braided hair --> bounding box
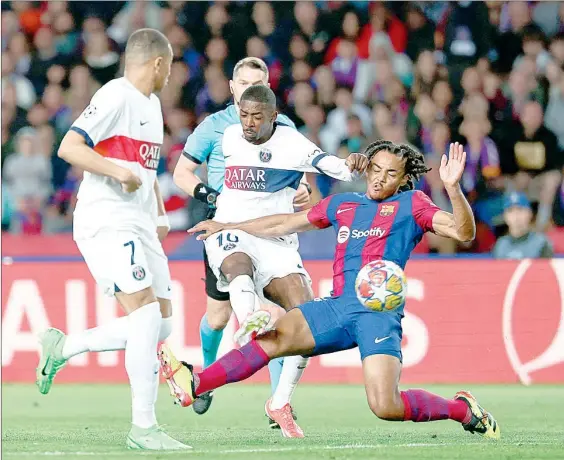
[363,140,431,192]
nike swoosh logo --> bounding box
[140,121,149,126]
[297,366,306,369]
[337,207,354,214]
[374,336,390,344]
[297,264,303,269]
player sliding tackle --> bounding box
[174,83,366,437]
[159,141,500,440]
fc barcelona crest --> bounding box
[380,204,395,217]
[259,148,272,163]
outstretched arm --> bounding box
[432,143,476,242]
[188,210,318,240]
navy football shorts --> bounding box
[298,296,403,361]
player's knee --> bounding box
[256,329,287,358]
[221,254,253,281]
[367,395,401,421]
[206,300,231,330]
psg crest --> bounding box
[259,148,272,163]
[380,204,395,217]
[132,265,146,281]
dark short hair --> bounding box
[240,85,277,108]
[125,28,171,63]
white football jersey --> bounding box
[214,123,355,247]
[70,77,163,240]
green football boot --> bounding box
[35,328,68,395]
[126,425,192,450]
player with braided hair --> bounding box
[159,141,500,439]
[364,140,431,191]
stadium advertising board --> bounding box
[2,259,563,384]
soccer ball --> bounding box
[354,260,407,312]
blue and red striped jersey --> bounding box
[307,190,440,298]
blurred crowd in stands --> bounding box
[2,1,564,254]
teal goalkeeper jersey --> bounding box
[182,104,296,192]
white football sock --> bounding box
[270,355,308,410]
[125,301,161,429]
[61,315,173,359]
[159,316,173,342]
[62,316,129,358]
[228,275,258,323]
[150,316,173,408]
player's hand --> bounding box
[118,169,142,193]
[439,143,466,189]
[187,220,225,240]
[157,225,169,242]
[345,153,369,173]
[293,183,310,209]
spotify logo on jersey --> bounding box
[337,226,350,244]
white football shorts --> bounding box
[76,229,172,300]
[204,229,310,296]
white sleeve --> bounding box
[292,132,355,181]
[70,86,124,147]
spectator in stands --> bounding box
[286,82,315,128]
[2,50,36,110]
[7,32,32,75]
[246,36,283,92]
[493,192,553,258]
[443,1,491,101]
[206,37,235,78]
[330,38,359,89]
[312,65,337,112]
[43,165,81,233]
[432,79,454,123]
[28,27,66,95]
[4,127,52,199]
[321,86,371,154]
[293,1,330,68]
[513,28,551,75]
[405,2,435,62]
[83,30,120,85]
[324,10,362,65]
[545,64,564,152]
[549,33,564,67]
[357,3,407,58]
[411,50,441,100]
[107,1,163,46]
[507,101,562,230]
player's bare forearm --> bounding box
[58,130,127,181]
[173,155,203,197]
[153,180,166,216]
[189,210,317,240]
[434,185,476,242]
[231,211,316,237]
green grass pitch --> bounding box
[2,384,563,459]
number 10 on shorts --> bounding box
[217,232,238,251]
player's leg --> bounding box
[192,249,232,415]
[41,298,172,368]
[200,248,231,369]
[37,233,188,450]
[358,314,500,439]
[205,231,270,344]
[159,305,321,407]
[159,297,353,408]
[116,235,189,450]
[262,273,313,434]
[37,235,174,378]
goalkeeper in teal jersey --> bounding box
[174,57,311,427]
